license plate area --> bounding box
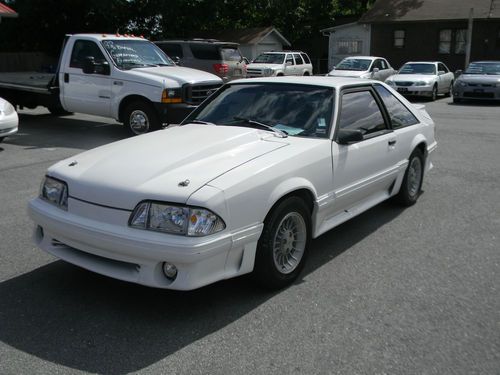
[397,88,408,93]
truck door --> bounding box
[60,39,112,117]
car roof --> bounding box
[403,61,440,64]
[470,60,500,64]
[231,76,375,89]
[72,33,146,41]
[342,56,382,61]
[259,51,306,54]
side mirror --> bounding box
[337,129,364,145]
[438,70,445,75]
[172,56,181,65]
[455,69,463,77]
[95,61,110,75]
[372,67,380,73]
[82,56,96,74]
[286,61,293,66]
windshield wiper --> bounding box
[233,116,287,138]
[190,119,216,126]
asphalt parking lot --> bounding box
[0,97,499,374]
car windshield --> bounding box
[253,53,285,64]
[335,59,372,71]
[399,63,436,75]
[221,47,242,62]
[185,83,335,138]
[464,62,500,75]
[102,39,174,69]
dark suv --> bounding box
[155,39,246,82]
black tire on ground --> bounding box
[123,100,160,135]
[0,137,4,143]
[453,97,462,104]
[303,71,310,76]
[253,196,311,290]
[430,85,438,101]
[445,81,453,97]
[277,73,284,76]
[47,106,73,116]
[395,148,425,206]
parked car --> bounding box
[452,61,500,103]
[154,39,246,82]
[385,61,454,101]
[29,76,436,291]
[246,51,313,77]
[0,34,222,135]
[0,97,18,143]
[327,56,396,81]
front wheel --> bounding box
[253,196,311,289]
[123,101,160,135]
[395,149,424,206]
[430,85,438,101]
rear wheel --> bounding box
[48,106,73,116]
[253,196,311,289]
[123,100,160,135]
[395,148,424,206]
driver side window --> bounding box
[338,90,387,137]
[70,40,106,69]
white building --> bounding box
[321,22,371,71]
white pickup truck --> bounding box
[0,34,223,134]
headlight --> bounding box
[161,88,183,104]
[40,176,68,210]
[386,80,395,86]
[458,81,467,87]
[129,201,226,237]
[414,81,428,86]
[0,101,15,116]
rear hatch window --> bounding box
[190,44,220,60]
[221,47,242,62]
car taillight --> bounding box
[213,63,229,74]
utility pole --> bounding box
[465,8,474,68]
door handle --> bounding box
[64,73,69,83]
[388,139,396,146]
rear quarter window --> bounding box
[190,44,221,60]
[300,53,311,64]
[374,84,419,129]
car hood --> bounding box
[48,124,288,210]
[125,66,222,86]
[247,63,282,69]
[390,74,436,82]
[327,70,367,78]
[457,74,500,84]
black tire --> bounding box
[303,71,310,76]
[453,97,462,104]
[395,148,424,206]
[0,137,4,143]
[48,106,73,116]
[123,100,160,135]
[253,196,311,290]
[277,73,284,77]
[430,85,438,101]
[445,81,453,97]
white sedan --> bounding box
[29,77,437,290]
[0,97,18,143]
[385,61,455,101]
[327,56,396,81]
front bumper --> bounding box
[28,197,263,290]
[394,85,434,96]
[453,85,500,101]
[153,102,198,125]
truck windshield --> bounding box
[102,39,174,69]
[253,53,285,64]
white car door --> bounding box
[60,39,112,117]
[437,62,453,93]
[329,87,401,216]
[284,54,295,76]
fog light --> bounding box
[162,262,178,280]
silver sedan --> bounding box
[385,62,455,101]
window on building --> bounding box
[439,29,452,54]
[455,29,467,54]
[394,30,405,48]
[336,40,362,54]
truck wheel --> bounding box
[123,101,160,135]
